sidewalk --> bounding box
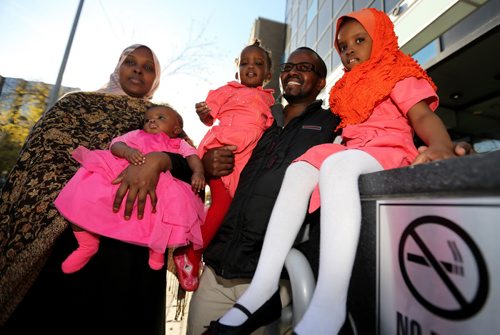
[165,269,192,335]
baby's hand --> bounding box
[412,145,456,165]
[191,172,206,193]
[124,148,146,165]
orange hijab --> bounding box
[329,8,436,130]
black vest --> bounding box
[204,100,339,279]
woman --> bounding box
[0,44,189,334]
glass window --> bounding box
[306,17,318,47]
[441,0,495,51]
[354,0,374,11]
[323,53,332,76]
[285,1,292,21]
[291,9,298,33]
[299,0,308,23]
[384,0,400,13]
[298,16,306,40]
[307,0,318,27]
[318,0,332,37]
[290,32,298,52]
[298,33,306,48]
[370,0,383,11]
[285,25,292,50]
[337,1,353,18]
[298,14,306,38]
[334,0,348,17]
[412,39,440,66]
[332,48,342,70]
[317,25,332,59]
[353,0,384,10]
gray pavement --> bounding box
[166,270,192,335]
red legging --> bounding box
[186,178,232,268]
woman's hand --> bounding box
[202,146,237,178]
[112,152,171,220]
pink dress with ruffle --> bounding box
[297,77,438,212]
[54,130,206,253]
[198,81,275,197]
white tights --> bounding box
[220,150,383,334]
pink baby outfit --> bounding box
[55,130,206,254]
[197,81,275,197]
[298,77,438,212]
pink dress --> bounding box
[198,81,275,197]
[54,130,206,253]
[298,77,438,212]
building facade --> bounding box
[250,17,287,101]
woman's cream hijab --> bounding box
[97,44,161,100]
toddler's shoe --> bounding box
[173,248,199,291]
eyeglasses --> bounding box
[280,62,319,74]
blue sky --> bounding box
[0,0,286,144]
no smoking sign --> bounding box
[398,215,488,320]
[378,199,500,335]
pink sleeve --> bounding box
[390,77,439,116]
[110,129,137,148]
[206,85,231,119]
[178,139,199,158]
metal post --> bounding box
[47,0,85,109]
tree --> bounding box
[0,79,50,174]
[161,19,220,83]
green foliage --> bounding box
[0,133,22,173]
[0,79,50,174]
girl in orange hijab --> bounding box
[203,8,456,335]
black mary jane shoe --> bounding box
[201,290,282,335]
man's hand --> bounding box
[450,141,475,156]
[202,146,237,178]
[112,152,170,220]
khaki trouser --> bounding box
[186,265,292,335]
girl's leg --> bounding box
[294,150,382,335]
[220,161,319,326]
[61,228,100,274]
[174,178,232,291]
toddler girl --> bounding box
[173,40,275,291]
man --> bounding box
[187,47,338,335]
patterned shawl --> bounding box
[329,8,437,130]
